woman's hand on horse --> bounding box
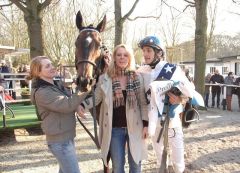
[76,105,86,119]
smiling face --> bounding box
[142,46,155,65]
[39,59,57,82]
[115,47,129,69]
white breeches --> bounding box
[152,126,185,173]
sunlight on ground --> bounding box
[205,115,222,119]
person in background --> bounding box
[204,73,212,107]
[210,69,224,108]
[233,76,240,111]
[26,56,90,173]
[78,44,148,173]
[224,72,234,111]
[0,59,11,89]
[137,36,190,173]
[19,64,30,88]
[185,68,193,83]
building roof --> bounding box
[0,45,15,56]
[0,45,29,56]
[180,55,240,64]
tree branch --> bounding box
[9,0,27,13]
[41,0,53,9]
[127,15,161,21]
[122,0,140,21]
[183,0,195,5]
[161,0,182,13]
[232,0,240,4]
[183,4,195,12]
[0,2,13,9]
[228,11,240,16]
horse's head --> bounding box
[75,11,106,92]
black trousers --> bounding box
[212,87,221,107]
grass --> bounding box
[0,103,41,130]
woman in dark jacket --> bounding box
[27,56,90,173]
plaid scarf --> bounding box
[112,69,140,108]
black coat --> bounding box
[210,74,224,92]
[233,77,240,96]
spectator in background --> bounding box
[233,76,240,111]
[0,59,11,90]
[185,68,193,83]
[224,72,234,111]
[5,59,16,99]
[210,69,224,108]
[18,64,30,88]
[204,73,212,107]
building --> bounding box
[180,55,240,77]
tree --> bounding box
[114,0,140,46]
[194,0,208,95]
[182,0,208,95]
[2,0,55,58]
[0,5,30,65]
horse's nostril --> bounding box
[89,79,94,85]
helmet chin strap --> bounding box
[148,57,160,69]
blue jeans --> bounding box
[48,139,80,173]
[110,128,141,173]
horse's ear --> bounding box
[96,15,106,32]
[76,11,84,30]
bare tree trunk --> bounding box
[194,0,208,96]
[114,0,140,46]
[8,0,52,59]
[24,15,44,58]
[114,0,123,46]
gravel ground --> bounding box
[0,108,240,173]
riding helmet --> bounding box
[138,36,162,50]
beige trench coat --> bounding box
[83,73,148,166]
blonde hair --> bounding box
[107,44,136,78]
[26,56,49,80]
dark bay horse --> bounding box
[75,10,112,173]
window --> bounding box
[210,67,216,74]
[222,67,229,75]
[236,62,240,76]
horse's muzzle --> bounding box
[76,76,94,91]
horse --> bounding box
[74,10,111,173]
[75,11,107,92]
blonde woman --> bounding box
[27,56,90,173]
[78,44,148,173]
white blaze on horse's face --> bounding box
[86,36,92,46]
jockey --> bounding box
[137,36,188,173]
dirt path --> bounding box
[0,108,239,173]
